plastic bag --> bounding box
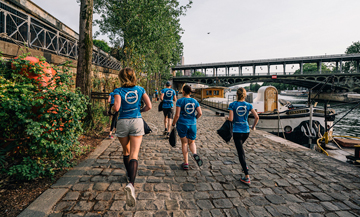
[143,119,152,135]
[158,101,164,112]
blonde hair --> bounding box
[119,67,136,87]
[237,87,246,101]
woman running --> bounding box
[228,87,259,185]
[172,85,203,170]
[110,67,152,207]
[108,90,118,139]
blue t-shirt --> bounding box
[228,101,253,133]
[161,88,176,108]
[155,90,158,95]
[109,92,115,104]
[114,86,146,119]
[176,97,200,125]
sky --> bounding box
[31,0,360,69]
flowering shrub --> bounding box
[0,54,88,180]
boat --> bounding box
[248,86,335,146]
[280,89,308,97]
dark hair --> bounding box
[119,67,136,87]
[237,87,246,101]
[183,85,192,95]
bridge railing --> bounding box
[0,0,121,70]
[174,70,355,78]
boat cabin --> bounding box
[193,86,227,101]
[253,86,285,113]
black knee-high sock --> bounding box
[128,159,138,185]
[123,155,130,173]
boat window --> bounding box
[214,90,219,95]
[208,90,212,95]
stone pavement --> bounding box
[21,103,360,217]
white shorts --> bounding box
[115,118,144,137]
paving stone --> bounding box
[54,201,76,211]
[182,183,195,191]
[173,211,186,217]
[282,194,304,203]
[134,211,153,217]
[265,194,286,204]
[196,200,214,210]
[195,183,213,191]
[265,205,282,216]
[209,191,226,198]
[272,204,294,215]
[211,183,224,191]
[312,192,333,201]
[249,206,271,216]
[93,182,110,191]
[321,202,340,211]
[109,201,126,211]
[236,206,251,217]
[275,179,291,187]
[213,199,233,208]
[301,202,325,212]
[165,200,179,210]
[138,192,156,200]
[288,203,309,214]
[210,209,225,217]
[179,200,198,210]
[96,192,113,201]
[63,191,80,201]
[108,183,123,191]
[73,201,95,211]
[332,202,351,210]
[335,211,357,217]
[94,201,109,211]
[72,183,93,191]
[250,196,270,206]
[154,183,170,191]
[87,168,103,175]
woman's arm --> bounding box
[172,106,181,126]
[140,93,152,112]
[250,108,259,130]
[195,106,202,119]
[108,95,111,103]
[112,94,121,113]
[228,110,234,122]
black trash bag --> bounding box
[169,127,177,147]
[143,119,152,134]
[217,120,233,143]
[158,101,164,112]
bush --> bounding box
[0,54,88,180]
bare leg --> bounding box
[188,139,197,155]
[180,137,188,164]
[129,135,142,160]
[118,137,130,156]
[167,119,172,133]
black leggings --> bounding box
[109,104,118,131]
[233,132,250,175]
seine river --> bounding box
[224,91,360,138]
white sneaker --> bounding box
[125,183,136,207]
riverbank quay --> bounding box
[19,104,360,217]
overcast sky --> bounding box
[32,0,360,67]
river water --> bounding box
[222,91,360,138]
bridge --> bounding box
[0,0,121,70]
[172,54,360,92]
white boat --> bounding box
[280,89,308,97]
[248,86,335,146]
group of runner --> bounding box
[107,67,259,207]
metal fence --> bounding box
[0,0,121,70]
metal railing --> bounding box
[174,70,357,78]
[0,0,121,70]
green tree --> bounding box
[192,71,204,77]
[344,41,360,72]
[250,83,261,92]
[93,0,192,88]
[93,39,111,53]
[294,63,332,74]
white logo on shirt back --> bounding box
[236,106,247,116]
[166,90,173,97]
[125,90,138,104]
[185,103,195,114]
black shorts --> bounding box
[163,108,173,119]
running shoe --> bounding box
[240,177,251,185]
[111,135,114,139]
[108,135,112,139]
[163,129,168,135]
[193,154,203,167]
[124,183,136,207]
[182,163,189,170]
[165,132,170,138]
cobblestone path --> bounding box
[48,104,360,217]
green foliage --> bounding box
[175,71,182,77]
[344,41,360,72]
[84,102,110,134]
[0,54,88,180]
[294,63,332,74]
[192,71,204,77]
[93,0,192,87]
[262,82,297,91]
[93,39,111,53]
[249,83,261,92]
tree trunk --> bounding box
[76,0,93,97]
